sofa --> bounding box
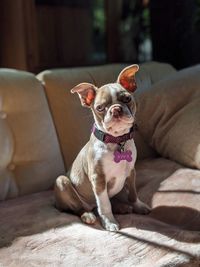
[0,62,199,267]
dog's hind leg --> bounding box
[55,175,84,213]
[80,212,96,225]
[111,198,133,214]
[54,175,97,224]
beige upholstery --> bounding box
[0,63,200,267]
[136,64,200,169]
[0,69,65,200]
[37,62,176,169]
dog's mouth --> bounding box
[102,113,134,137]
[105,108,134,124]
[112,114,134,122]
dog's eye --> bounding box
[96,104,105,112]
[122,95,132,103]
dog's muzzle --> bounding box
[110,105,123,118]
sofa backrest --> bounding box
[0,69,65,200]
[136,64,200,169]
[37,62,176,170]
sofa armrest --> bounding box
[0,69,65,200]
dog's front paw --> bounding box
[101,215,120,232]
[104,221,120,232]
[132,199,151,215]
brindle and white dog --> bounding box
[55,64,151,231]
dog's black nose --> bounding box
[111,106,123,118]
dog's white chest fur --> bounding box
[101,140,137,198]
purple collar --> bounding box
[92,124,137,144]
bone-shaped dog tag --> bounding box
[113,150,132,163]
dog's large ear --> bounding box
[71,83,96,107]
[117,64,139,93]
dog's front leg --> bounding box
[127,169,151,214]
[91,174,119,231]
[96,190,120,231]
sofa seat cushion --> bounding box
[0,158,199,266]
[136,65,200,169]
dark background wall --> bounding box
[0,0,200,73]
[150,0,200,70]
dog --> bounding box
[54,64,151,231]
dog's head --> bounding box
[71,65,139,137]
